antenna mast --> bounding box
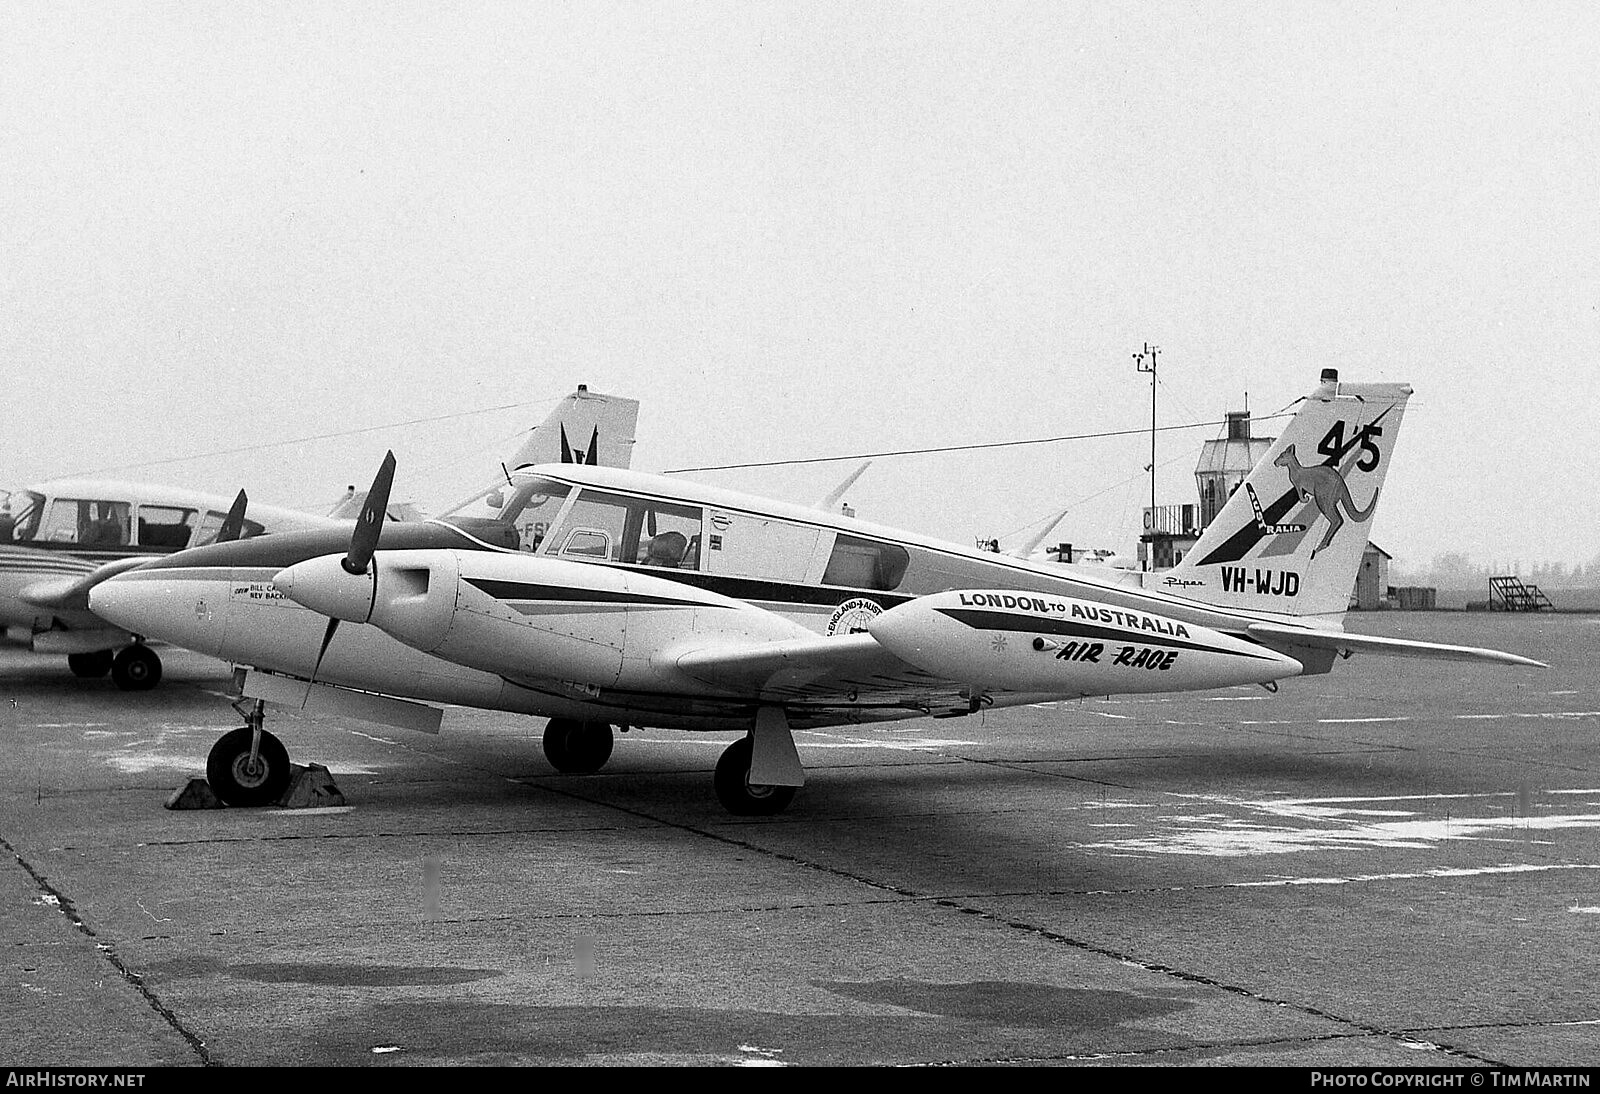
[1133,342,1159,570]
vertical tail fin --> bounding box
[504,386,640,471]
[1163,371,1412,619]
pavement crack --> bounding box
[0,831,214,1066]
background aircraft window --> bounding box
[0,491,43,541]
[39,499,131,547]
[193,511,267,546]
[822,534,910,591]
[137,505,198,549]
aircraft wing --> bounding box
[19,556,155,613]
[672,632,966,710]
[1247,621,1547,667]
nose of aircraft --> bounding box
[88,569,228,658]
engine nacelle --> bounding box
[867,590,1302,696]
[280,549,814,692]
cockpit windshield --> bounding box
[434,476,573,553]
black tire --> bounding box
[206,727,292,807]
[111,645,162,691]
[713,736,797,817]
[68,650,114,678]
[542,719,615,774]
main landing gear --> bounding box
[542,719,615,774]
[111,644,162,691]
[537,709,807,816]
[206,698,292,807]
[713,737,797,816]
[66,643,163,690]
[713,707,806,817]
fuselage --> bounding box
[90,463,1311,731]
[0,478,341,650]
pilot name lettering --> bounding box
[231,582,286,602]
[1219,566,1300,597]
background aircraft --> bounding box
[2,385,638,689]
[89,370,1542,814]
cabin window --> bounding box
[137,506,197,549]
[545,489,703,569]
[38,498,131,547]
[822,534,909,591]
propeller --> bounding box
[342,451,395,575]
[297,451,396,684]
[214,490,249,543]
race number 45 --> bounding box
[1318,421,1384,471]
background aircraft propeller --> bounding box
[214,490,249,543]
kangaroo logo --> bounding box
[1274,444,1379,558]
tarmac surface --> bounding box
[2,611,1596,1067]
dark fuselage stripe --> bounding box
[934,607,1280,659]
[465,577,717,608]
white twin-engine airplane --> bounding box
[89,370,1543,815]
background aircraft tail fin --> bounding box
[504,386,639,471]
[1162,370,1412,619]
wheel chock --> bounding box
[165,778,225,810]
[167,764,346,810]
[274,763,346,809]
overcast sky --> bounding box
[4,3,1596,571]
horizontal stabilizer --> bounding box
[1247,622,1547,668]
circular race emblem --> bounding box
[826,597,883,636]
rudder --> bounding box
[1162,370,1411,619]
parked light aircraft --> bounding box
[3,385,638,689]
[0,482,337,687]
[89,370,1543,814]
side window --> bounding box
[137,506,197,549]
[636,501,704,570]
[541,490,705,568]
[39,499,131,547]
[546,491,636,562]
[822,534,910,591]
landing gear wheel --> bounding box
[68,650,114,678]
[542,719,615,774]
[714,736,797,817]
[206,727,292,807]
[111,644,162,691]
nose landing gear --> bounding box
[205,698,292,806]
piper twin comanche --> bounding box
[1,385,639,690]
[0,481,335,688]
[89,370,1543,815]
